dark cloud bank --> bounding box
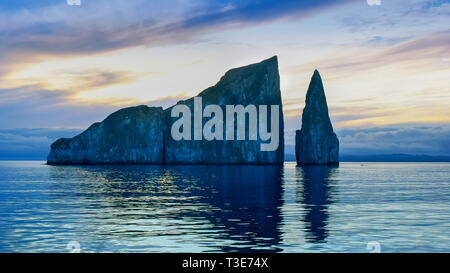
[285,124,450,162]
[0,128,82,160]
[2,124,450,161]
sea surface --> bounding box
[0,161,449,253]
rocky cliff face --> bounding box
[295,70,339,165]
[164,56,284,164]
[47,56,284,165]
[47,106,165,164]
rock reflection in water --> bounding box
[48,164,284,252]
[296,166,337,243]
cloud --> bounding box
[5,69,138,94]
[336,124,450,156]
[0,85,121,128]
[5,124,449,160]
[220,3,236,13]
[64,70,137,91]
[0,128,82,160]
[0,0,357,62]
[287,31,450,76]
[281,30,450,127]
[0,0,360,111]
[340,0,450,32]
[366,35,411,46]
[0,84,192,129]
[285,123,450,157]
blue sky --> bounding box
[0,0,449,158]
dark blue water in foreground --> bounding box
[0,161,449,252]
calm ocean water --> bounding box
[0,161,449,253]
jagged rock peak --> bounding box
[295,70,339,165]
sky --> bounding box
[0,0,449,159]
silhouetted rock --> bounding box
[295,70,339,165]
[47,56,284,165]
[164,56,284,164]
[47,106,164,164]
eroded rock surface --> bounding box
[47,106,164,164]
[164,56,284,164]
[295,70,339,165]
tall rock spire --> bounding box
[295,70,339,165]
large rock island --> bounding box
[47,106,165,164]
[47,56,284,165]
[295,70,339,165]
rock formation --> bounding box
[47,106,165,164]
[47,56,284,165]
[295,70,339,165]
[164,56,284,164]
